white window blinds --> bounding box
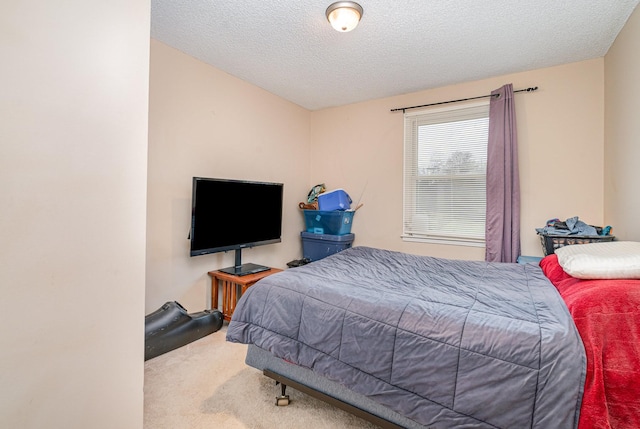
[403,102,489,245]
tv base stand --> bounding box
[219,262,269,276]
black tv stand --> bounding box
[219,248,269,277]
[219,263,270,276]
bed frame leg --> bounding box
[263,370,404,429]
[275,381,290,406]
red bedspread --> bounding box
[540,255,640,429]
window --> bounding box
[403,102,489,246]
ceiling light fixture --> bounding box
[326,1,363,33]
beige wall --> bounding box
[310,59,605,259]
[0,1,149,428]
[605,5,640,240]
[147,45,607,315]
[146,40,311,313]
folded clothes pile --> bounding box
[536,216,610,236]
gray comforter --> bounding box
[226,246,585,428]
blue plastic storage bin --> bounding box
[318,189,351,211]
[303,210,354,235]
[301,232,355,261]
[516,255,543,264]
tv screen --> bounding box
[189,177,283,275]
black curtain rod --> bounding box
[390,86,539,113]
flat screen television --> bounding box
[189,177,283,276]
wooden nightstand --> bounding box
[208,268,282,321]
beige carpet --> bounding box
[144,325,380,429]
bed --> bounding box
[226,245,639,428]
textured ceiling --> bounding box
[151,0,639,111]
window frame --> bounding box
[402,101,490,247]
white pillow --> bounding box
[555,241,640,279]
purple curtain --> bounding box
[485,84,521,262]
